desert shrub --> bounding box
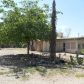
[36,66,47,76]
[81,49,84,54]
[76,53,83,65]
[70,55,77,65]
[13,67,22,73]
[77,57,83,65]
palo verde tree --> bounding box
[0,0,50,54]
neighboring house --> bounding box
[33,37,84,53]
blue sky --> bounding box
[1,0,84,37]
[41,0,84,37]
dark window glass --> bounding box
[78,44,81,49]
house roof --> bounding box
[57,37,84,40]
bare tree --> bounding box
[66,28,71,38]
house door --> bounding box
[63,43,65,52]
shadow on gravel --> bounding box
[0,54,67,68]
[0,54,80,78]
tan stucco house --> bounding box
[33,37,84,53]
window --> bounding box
[78,44,81,49]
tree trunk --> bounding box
[27,41,30,54]
[50,0,57,61]
[31,40,35,51]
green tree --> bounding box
[0,0,50,54]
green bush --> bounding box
[81,49,84,54]
[76,53,83,65]
[70,55,77,65]
[77,57,83,65]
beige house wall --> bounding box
[77,39,84,53]
[56,40,63,52]
[33,40,43,52]
[42,40,64,52]
[64,39,84,53]
[43,41,49,52]
[42,38,84,53]
[64,39,78,53]
[33,38,84,53]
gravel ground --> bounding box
[0,74,84,84]
[0,48,84,84]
